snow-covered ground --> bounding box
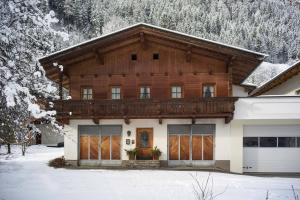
[0,145,299,200]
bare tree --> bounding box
[266,185,299,200]
[191,173,227,200]
[292,185,299,200]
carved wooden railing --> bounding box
[52,97,237,122]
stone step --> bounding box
[122,160,161,168]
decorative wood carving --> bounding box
[53,97,238,123]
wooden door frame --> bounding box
[136,128,154,160]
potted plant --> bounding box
[125,148,137,160]
[151,146,162,160]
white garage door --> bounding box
[243,125,300,173]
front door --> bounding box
[136,128,153,160]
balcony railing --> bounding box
[52,97,237,122]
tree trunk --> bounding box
[21,143,26,156]
[7,143,11,154]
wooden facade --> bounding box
[40,23,266,123]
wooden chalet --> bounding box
[40,23,267,169]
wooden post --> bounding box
[228,65,233,96]
[186,44,192,63]
[59,70,63,100]
[226,56,235,97]
[59,70,64,118]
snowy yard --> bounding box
[0,145,299,200]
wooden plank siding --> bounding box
[67,41,229,100]
[39,24,267,123]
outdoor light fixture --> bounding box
[127,130,131,137]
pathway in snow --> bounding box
[0,145,299,200]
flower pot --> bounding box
[129,155,135,160]
[153,154,159,160]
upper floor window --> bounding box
[140,86,150,99]
[81,87,93,100]
[153,53,159,60]
[171,86,182,98]
[111,87,121,100]
[203,84,215,98]
[131,54,137,61]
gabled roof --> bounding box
[40,23,267,60]
[251,61,300,96]
[39,23,267,86]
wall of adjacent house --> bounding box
[263,73,300,96]
[63,118,231,168]
[232,85,249,97]
[230,97,300,173]
[234,97,300,120]
[36,124,64,146]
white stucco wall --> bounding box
[230,97,300,173]
[36,124,64,145]
[63,118,231,162]
[234,97,300,120]
[232,85,249,97]
[263,73,300,96]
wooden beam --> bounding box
[186,44,192,63]
[124,118,130,125]
[158,118,163,124]
[147,35,229,62]
[94,50,104,65]
[92,118,99,124]
[140,32,147,50]
[191,118,195,124]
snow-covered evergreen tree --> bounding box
[0,0,67,155]
[47,0,300,65]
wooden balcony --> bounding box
[52,97,238,124]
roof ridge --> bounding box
[39,22,267,61]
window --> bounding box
[171,86,182,98]
[298,137,300,147]
[153,53,159,60]
[278,137,296,147]
[140,86,150,99]
[81,88,93,100]
[259,137,277,147]
[203,84,215,97]
[111,87,121,100]
[131,54,137,61]
[243,137,259,147]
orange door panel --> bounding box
[89,136,99,160]
[169,135,179,160]
[101,136,110,160]
[192,135,202,160]
[80,136,89,159]
[111,135,121,160]
[180,135,190,160]
[203,135,213,160]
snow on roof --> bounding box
[251,61,300,95]
[39,23,267,60]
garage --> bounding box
[243,125,300,173]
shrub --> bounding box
[49,156,65,168]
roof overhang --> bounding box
[39,23,267,88]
